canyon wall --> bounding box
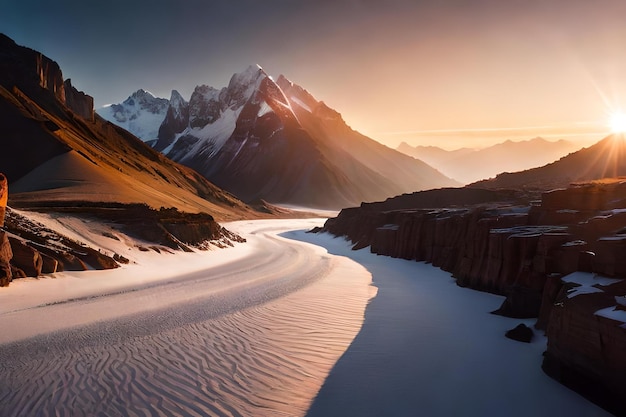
[322,183,626,414]
[64,79,94,121]
[0,34,94,122]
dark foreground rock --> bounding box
[3,208,118,278]
[2,202,245,282]
[542,277,626,416]
[505,323,534,343]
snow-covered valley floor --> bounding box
[0,218,612,416]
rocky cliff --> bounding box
[542,274,626,416]
[0,34,94,122]
[321,182,626,414]
[63,79,94,121]
[0,202,247,285]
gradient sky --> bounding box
[2,0,626,149]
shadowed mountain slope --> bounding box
[0,33,256,221]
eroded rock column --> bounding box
[0,173,12,286]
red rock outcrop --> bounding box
[0,173,6,226]
[2,208,114,278]
[8,237,42,277]
[0,173,11,286]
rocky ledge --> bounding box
[1,174,245,286]
[320,183,626,415]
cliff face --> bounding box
[35,51,65,103]
[324,202,559,318]
[543,277,626,416]
[63,79,94,121]
[321,182,626,413]
[0,34,94,122]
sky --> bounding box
[2,0,626,149]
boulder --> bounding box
[505,323,534,343]
[8,237,42,277]
[39,252,58,274]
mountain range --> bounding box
[99,66,458,208]
[397,138,582,184]
[472,133,626,190]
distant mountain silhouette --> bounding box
[397,137,581,184]
[471,134,626,190]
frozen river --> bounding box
[0,219,610,416]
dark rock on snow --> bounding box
[505,323,534,343]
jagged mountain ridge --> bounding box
[98,89,169,146]
[100,65,458,209]
[0,33,258,221]
[397,138,582,184]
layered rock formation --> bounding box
[321,182,626,413]
[1,203,246,284]
[543,276,626,416]
[63,79,94,121]
[3,208,117,279]
[0,34,93,122]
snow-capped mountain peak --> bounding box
[124,89,158,106]
[169,90,187,115]
[100,65,458,208]
[97,89,169,144]
[225,64,268,109]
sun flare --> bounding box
[609,112,626,133]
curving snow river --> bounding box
[0,219,374,416]
[0,218,611,416]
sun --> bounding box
[609,111,626,133]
